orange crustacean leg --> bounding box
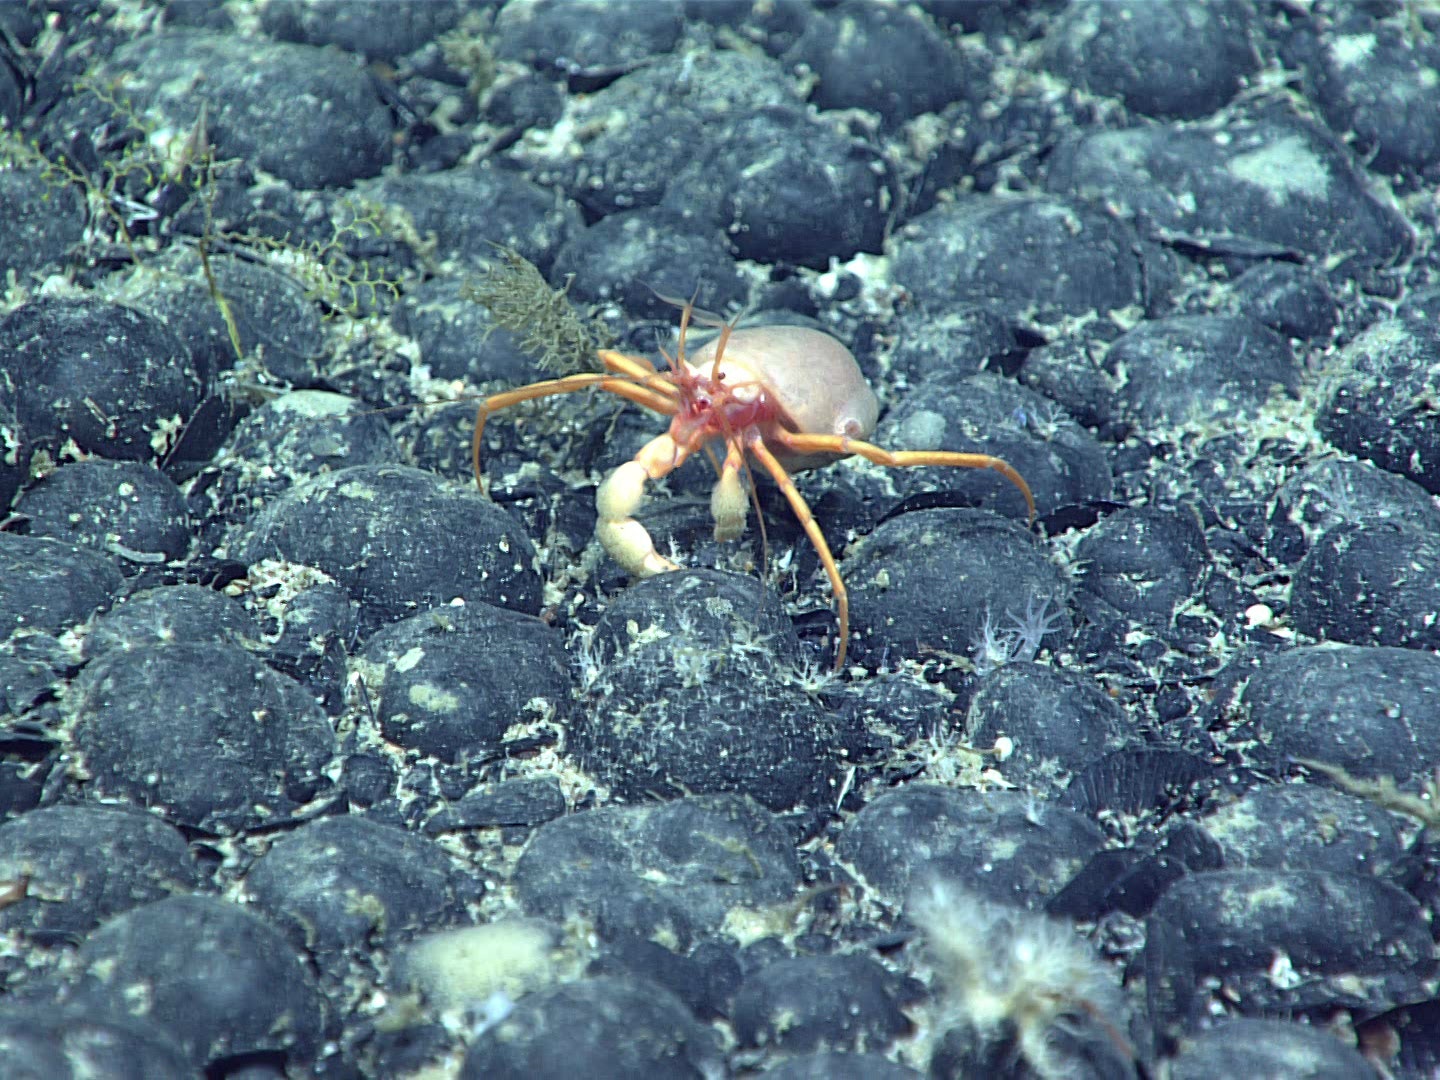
[745,435,854,671]
[761,429,1037,669]
[470,369,679,487]
[777,431,1037,523]
[597,348,673,386]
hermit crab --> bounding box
[471,300,1035,669]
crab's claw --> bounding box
[596,433,685,577]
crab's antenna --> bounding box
[651,285,725,325]
[702,304,749,382]
[649,286,754,380]
[675,294,696,367]
[708,320,736,381]
[683,303,734,330]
